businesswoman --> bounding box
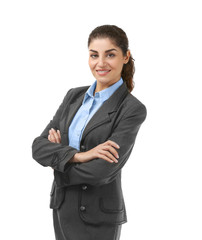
[32,25,147,240]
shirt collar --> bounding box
[82,77,124,105]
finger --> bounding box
[49,129,57,143]
[51,128,60,143]
[104,150,119,163]
[49,132,56,143]
[57,130,61,142]
[102,145,119,159]
[98,149,118,163]
[49,134,56,143]
[104,140,120,149]
[48,130,53,141]
[97,153,114,163]
[48,134,51,141]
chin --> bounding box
[96,77,111,83]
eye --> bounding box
[107,53,115,58]
[90,54,98,59]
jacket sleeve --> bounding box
[56,103,147,186]
[31,88,81,173]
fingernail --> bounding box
[117,154,119,158]
[117,145,120,148]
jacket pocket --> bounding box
[50,181,66,209]
[79,197,127,225]
[99,197,124,213]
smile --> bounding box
[96,70,111,76]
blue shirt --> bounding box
[68,77,123,150]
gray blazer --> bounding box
[32,81,147,226]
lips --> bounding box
[96,69,111,76]
[96,69,111,72]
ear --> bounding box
[124,50,131,64]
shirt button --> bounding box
[80,206,86,211]
[82,185,87,190]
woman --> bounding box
[32,25,147,240]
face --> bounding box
[88,38,130,91]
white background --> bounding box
[0,0,201,239]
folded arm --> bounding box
[31,88,81,172]
[55,104,147,186]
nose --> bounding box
[97,56,107,67]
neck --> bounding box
[94,79,119,94]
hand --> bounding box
[48,128,61,143]
[71,140,120,164]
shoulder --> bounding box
[124,92,147,112]
[121,92,147,121]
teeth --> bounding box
[98,71,109,73]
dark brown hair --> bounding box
[88,25,135,92]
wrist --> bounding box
[70,153,81,163]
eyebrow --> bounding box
[89,48,117,53]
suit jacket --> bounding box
[32,81,147,226]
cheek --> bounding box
[110,59,123,70]
[88,60,96,70]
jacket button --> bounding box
[80,206,86,211]
[80,145,86,150]
[82,185,87,190]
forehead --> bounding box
[88,38,118,51]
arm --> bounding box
[55,104,147,186]
[31,88,81,173]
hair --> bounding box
[88,25,135,92]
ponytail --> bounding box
[121,55,135,93]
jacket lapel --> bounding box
[64,81,129,145]
[81,81,128,141]
[63,91,88,144]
